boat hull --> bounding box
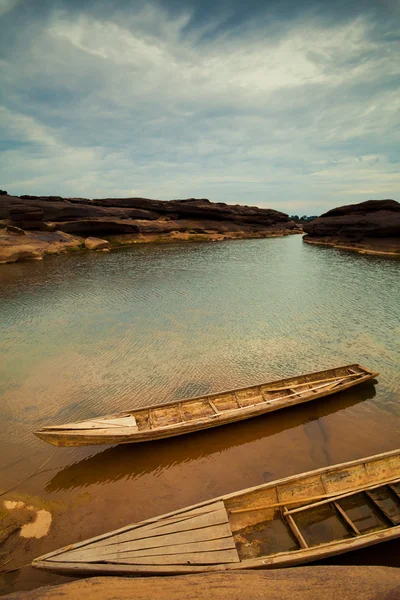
[33,449,400,576]
[32,526,400,575]
[34,364,379,447]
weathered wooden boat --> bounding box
[34,364,378,447]
[33,449,400,575]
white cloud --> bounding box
[0,3,398,213]
[0,0,21,18]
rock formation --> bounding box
[84,237,111,251]
[2,567,400,600]
[0,192,300,264]
[303,199,400,255]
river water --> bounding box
[0,235,399,593]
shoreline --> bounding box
[0,229,301,265]
[302,237,400,257]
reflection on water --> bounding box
[47,383,377,492]
[0,236,399,594]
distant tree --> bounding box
[290,214,317,223]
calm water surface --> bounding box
[0,236,399,593]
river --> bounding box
[0,235,399,593]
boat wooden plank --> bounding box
[286,478,400,515]
[51,537,236,563]
[263,374,356,392]
[365,489,400,525]
[106,548,240,565]
[109,537,236,558]
[78,503,229,550]
[106,522,234,552]
[104,508,230,539]
[44,422,125,431]
[41,501,225,560]
[44,416,138,430]
[389,483,400,498]
[52,523,234,562]
[44,428,140,438]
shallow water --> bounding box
[0,236,399,593]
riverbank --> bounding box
[2,567,400,600]
[303,237,400,257]
[302,199,400,257]
[0,228,300,265]
[0,193,301,264]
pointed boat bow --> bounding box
[33,501,240,575]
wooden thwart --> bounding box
[284,513,308,549]
[209,400,220,414]
[333,502,360,535]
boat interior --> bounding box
[226,452,400,560]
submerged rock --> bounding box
[303,199,400,255]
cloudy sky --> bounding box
[0,0,399,214]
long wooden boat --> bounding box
[34,364,378,447]
[33,449,400,575]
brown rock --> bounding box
[84,237,111,251]
[0,244,44,264]
[0,230,83,264]
[6,225,25,235]
[2,567,400,600]
[303,199,400,255]
[0,193,299,240]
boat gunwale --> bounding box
[35,364,378,436]
[32,448,399,565]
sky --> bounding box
[0,0,399,215]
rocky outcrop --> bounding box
[0,192,300,263]
[0,230,83,264]
[2,567,400,600]
[303,200,400,255]
[84,237,110,251]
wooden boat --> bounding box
[33,449,400,575]
[34,364,378,447]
